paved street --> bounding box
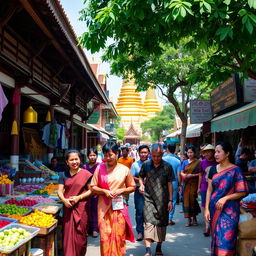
[87,193,211,256]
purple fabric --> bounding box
[84,163,100,232]
[199,159,217,191]
[0,84,8,122]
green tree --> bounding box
[116,127,126,141]
[135,44,213,152]
[141,105,175,142]
[79,0,256,81]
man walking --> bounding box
[131,145,150,241]
[163,144,181,225]
[139,143,175,256]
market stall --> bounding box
[0,165,62,256]
[238,193,256,256]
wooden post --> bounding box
[10,87,21,171]
[47,105,54,164]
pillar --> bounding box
[10,87,21,171]
[47,105,54,164]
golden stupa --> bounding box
[144,87,162,120]
[116,79,162,135]
[116,78,146,134]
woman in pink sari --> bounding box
[58,150,92,256]
[91,141,136,256]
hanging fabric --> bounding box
[0,84,8,122]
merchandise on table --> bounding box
[237,239,256,256]
[5,198,38,207]
[6,214,23,220]
[30,189,49,195]
[0,175,13,184]
[20,210,56,228]
[0,223,39,254]
[0,175,14,196]
[32,203,62,215]
[0,217,18,228]
[14,184,44,193]
[25,196,56,204]
[0,205,31,216]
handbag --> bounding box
[238,208,256,239]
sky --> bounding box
[59,0,165,105]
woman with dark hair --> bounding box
[180,145,201,227]
[205,142,248,256]
[57,149,92,256]
[83,148,100,237]
[91,141,136,256]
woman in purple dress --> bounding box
[205,142,248,256]
[84,148,100,237]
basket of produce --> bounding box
[0,205,31,217]
[19,210,57,235]
[0,216,18,229]
[29,189,49,196]
[0,175,14,196]
[0,223,39,253]
[25,196,56,204]
[32,203,62,215]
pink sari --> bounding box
[92,163,135,256]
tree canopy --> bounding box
[79,0,256,80]
[141,105,175,142]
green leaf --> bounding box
[248,0,256,9]
[238,9,247,16]
[180,6,187,18]
[246,20,253,33]
[242,15,248,24]
[224,0,231,5]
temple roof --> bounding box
[124,124,141,139]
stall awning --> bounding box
[73,120,93,131]
[186,124,203,138]
[166,130,180,138]
[211,101,256,133]
[166,124,202,138]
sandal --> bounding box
[192,222,198,226]
[185,222,191,227]
[144,254,152,256]
[155,252,163,256]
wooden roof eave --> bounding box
[19,0,109,105]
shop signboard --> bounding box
[243,78,256,102]
[88,111,100,124]
[190,100,212,124]
[210,74,240,114]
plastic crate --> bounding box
[0,223,40,253]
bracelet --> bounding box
[80,195,83,200]
[169,199,173,202]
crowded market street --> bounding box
[87,194,211,256]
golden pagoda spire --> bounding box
[115,77,146,134]
[144,87,161,120]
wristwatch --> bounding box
[169,199,173,202]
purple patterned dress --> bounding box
[210,166,248,256]
[84,162,100,233]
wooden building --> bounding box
[0,0,110,169]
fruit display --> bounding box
[5,198,38,207]
[25,196,56,204]
[20,210,56,227]
[0,221,11,229]
[31,189,48,195]
[14,185,44,193]
[0,227,31,248]
[7,214,22,220]
[0,205,30,216]
[0,175,13,184]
